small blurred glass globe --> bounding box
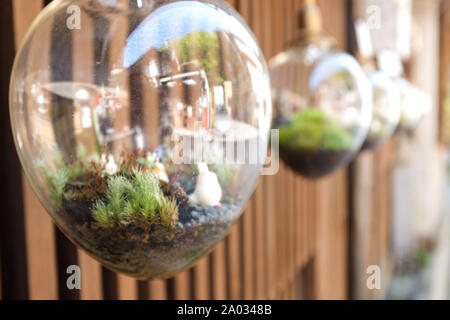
[395,78,429,133]
[10,0,271,279]
[361,71,401,151]
[269,4,371,178]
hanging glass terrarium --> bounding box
[269,1,372,178]
[361,71,401,150]
[395,78,429,133]
[352,20,401,151]
[375,50,429,135]
[10,0,271,279]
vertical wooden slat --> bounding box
[11,0,59,300]
[286,168,296,299]
[170,270,191,300]
[149,280,168,300]
[0,0,30,300]
[12,0,44,48]
[252,0,274,299]
[263,173,277,299]
[313,178,327,299]
[240,201,255,299]
[268,0,286,299]
[78,250,103,300]
[210,242,227,299]
[225,226,241,299]
[251,181,265,299]
[439,2,450,145]
[337,170,348,299]
[276,164,287,298]
[116,274,138,300]
[191,257,210,299]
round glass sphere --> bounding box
[395,78,428,133]
[10,0,271,279]
[269,35,372,178]
[361,71,401,151]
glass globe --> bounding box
[269,24,371,178]
[361,71,401,151]
[10,0,271,279]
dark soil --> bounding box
[279,146,355,178]
[57,191,240,280]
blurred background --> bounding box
[1,0,450,300]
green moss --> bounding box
[159,197,179,229]
[279,108,353,152]
[42,165,70,207]
[43,152,179,230]
[322,127,352,150]
[91,201,115,229]
[93,169,179,229]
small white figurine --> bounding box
[146,152,169,182]
[189,162,222,206]
[101,153,118,175]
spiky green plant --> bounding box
[91,201,115,228]
[91,169,179,229]
[159,198,179,229]
[41,165,70,207]
[125,169,164,220]
[91,176,131,228]
[107,176,132,218]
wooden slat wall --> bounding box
[0,0,30,300]
[348,0,418,300]
[440,0,450,145]
[350,140,396,299]
[0,0,374,300]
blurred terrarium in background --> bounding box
[372,46,429,135]
[352,19,401,151]
[9,0,271,279]
[361,71,400,150]
[395,77,430,134]
[270,0,372,178]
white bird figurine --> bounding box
[189,162,222,206]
